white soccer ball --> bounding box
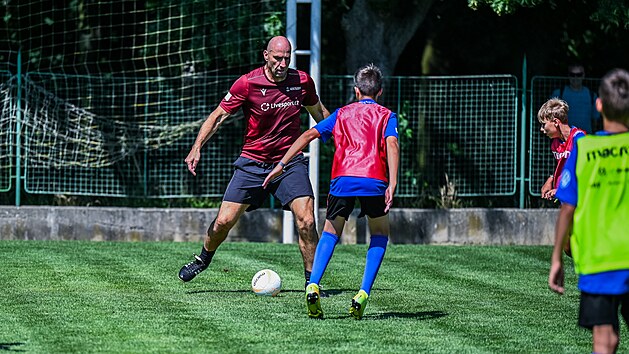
[251,269,282,297]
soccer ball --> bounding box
[251,269,282,297]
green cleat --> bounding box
[305,283,323,319]
[349,290,369,319]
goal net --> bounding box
[5,0,284,197]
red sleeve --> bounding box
[301,73,319,107]
[219,75,249,114]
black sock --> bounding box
[304,270,312,283]
[200,247,215,264]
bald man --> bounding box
[179,36,330,288]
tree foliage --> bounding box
[339,0,436,76]
[468,0,544,14]
[323,0,629,77]
[468,0,629,29]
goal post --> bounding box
[285,0,321,244]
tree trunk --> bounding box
[341,0,436,76]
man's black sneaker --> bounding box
[178,254,208,282]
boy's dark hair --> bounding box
[598,68,629,125]
[354,63,382,97]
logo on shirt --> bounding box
[586,145,629,162]
[224,92,232,102]
[261,88,267,96]
[553,151,570,160]
[260,100,300,112]
[286,86,301,92]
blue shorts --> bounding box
[223,155,314,211]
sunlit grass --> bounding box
[0,241,622,353]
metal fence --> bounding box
[20,73,244,198]
[3,73,521,201]
[1,72,602,204]
[320,75,519,197]
[0,72,14,193]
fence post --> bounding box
[15,48,22,207]
[519,55,528,208]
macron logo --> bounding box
[261,88,267,96]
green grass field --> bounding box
[0,241,626,353]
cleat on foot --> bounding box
[305,281,328,298]
[349,290,369,319]
[305,283,323,319]
[178,254,208,282]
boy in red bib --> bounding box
[264,64,399,319]
[538,98,586,201]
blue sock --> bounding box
[309,231,339,285]
[360,235,388,295]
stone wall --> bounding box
[0,206,559,245]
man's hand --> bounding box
[184,149,201,176]
[183,106,231,176]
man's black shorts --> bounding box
[579,291,629,331]
[325,194,387,220]
[223,155,314,211]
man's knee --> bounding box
[209,215,238,235]
[295,215,316,235]
[291,209,316,239]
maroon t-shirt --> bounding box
[220,66,319,162]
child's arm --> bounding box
[541,175,554,199]
[262,128,321,188]
[384,136,400,213]
[548,203,575,294]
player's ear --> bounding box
[376,88,383,100]
[354,86,360,99]
[595,97,603,114]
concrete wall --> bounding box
[0,206,559,245]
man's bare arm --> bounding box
[184,106,231,176]
[305,100,330,123]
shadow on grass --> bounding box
[186,288,393,296]
[324,310,448,321]
[274,288,365,296]
[369,310,448,320]
[186,289,250,294]
[184,289,319,295]
[185,289,343,295]
[0,342,26,352]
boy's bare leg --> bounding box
[592,325,619,354]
